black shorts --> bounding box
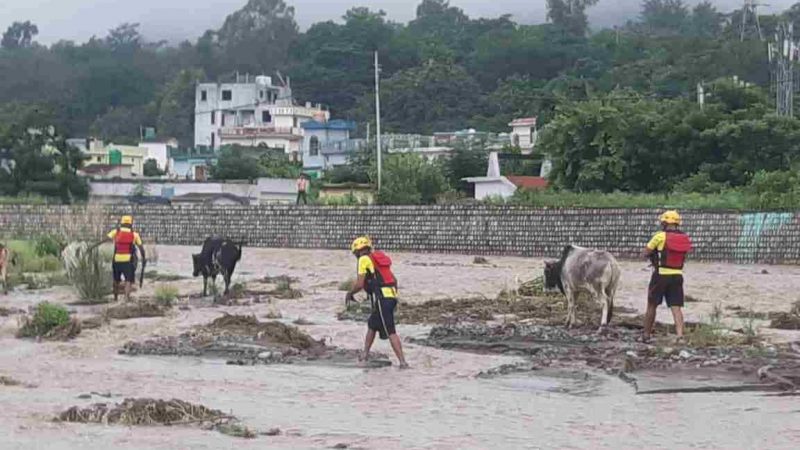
[368,297,397,340]
[112,261,136,282]
[648,273,684,307]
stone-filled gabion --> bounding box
[0,204,797,264]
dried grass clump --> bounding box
[62,242,113,302]
[105,302,168,320]
[56,398,255,438]
[206,314,318,349]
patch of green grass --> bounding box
[34,234,66,258]
[6,240,62,273]
[154,285,179,306]
[505,190,753,210]
[229,282,247,299]
[216,422,257,439]
[17,302,70,338]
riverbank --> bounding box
[1,247,799,449]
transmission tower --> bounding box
[740,0,764,42]
[768,22,798,117]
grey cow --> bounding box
[543,245,621,329]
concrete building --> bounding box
[463,152,548,201]
[194,74,329,160]
[82,140,147,177]
[168,148,217,180]
[509,117,538,154]
[301,119,358,175]
[139,137,178,172]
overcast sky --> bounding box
[0,0,795,45]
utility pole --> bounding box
[374,51,382,191]
[740,0,764,42]
[769,22,797,117]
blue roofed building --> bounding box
[301,119,362,177]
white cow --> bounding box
[543,245,621,329]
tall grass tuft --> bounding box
[62,243,114,302]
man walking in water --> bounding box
[346,236,409,368]
[642,210,692,342]
[94,215,146,302]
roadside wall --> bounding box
[0,204,797,264]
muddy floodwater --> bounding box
[1,246,799,449]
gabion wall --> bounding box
[0,204,798,264]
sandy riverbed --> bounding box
[1,246,799,449]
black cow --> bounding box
[192,236,243,297]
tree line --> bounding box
[3,0,800,206]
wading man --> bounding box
[345,236,409,368]
[642,210,692,342]
[95,215,146,302]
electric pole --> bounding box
[769,22,797,117]
[740,0,764,42]
[374,51,382,192]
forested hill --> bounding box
[0,0,795,145]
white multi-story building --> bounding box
[194,75,329,160]
[508,117,538,154]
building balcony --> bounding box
[219,126,304,140]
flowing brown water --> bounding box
[1,247,799,449]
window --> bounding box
[201,90,207,101]
[259,90,264,100]
[262,111,272,123]
[211,111,215,125]
[96,156,102,162]
[211,132,215,149]
[221,113,226,127]
[221,90,232,101]
[293,117,298,128]
[309,136,320,157]
[513,134,520,147]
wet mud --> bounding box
[414,322,800,393]
[120,314,391,368]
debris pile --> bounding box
[120,314,383,367]
[105,302,169,320]
[57,398,255,438]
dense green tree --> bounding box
[143,159,164,177]
[209,147,265,180]
[1,21,38,49]
[376,153,450,204]
[640,0,689,36]
[546,0,599,37]
[157,68,205,146]
[355,61,481,133]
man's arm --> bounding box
[88,236,112,252]
[346,274,366,301]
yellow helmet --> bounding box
[659,210,681,225]
[350,236,372,253]
[120,215,133,225]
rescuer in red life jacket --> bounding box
[642,210,692,342]
[345,236,408,369]
[94,215,145,303]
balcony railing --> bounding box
[219,126,303,138]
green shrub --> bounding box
[62,243,114,302]
[17,302,70,338]
[34,234,66,258]
[154,285,179,306]
[6,241,62,273]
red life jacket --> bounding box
[368,251,397,288]
[660,230,692,270]
[114,227,136,257]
